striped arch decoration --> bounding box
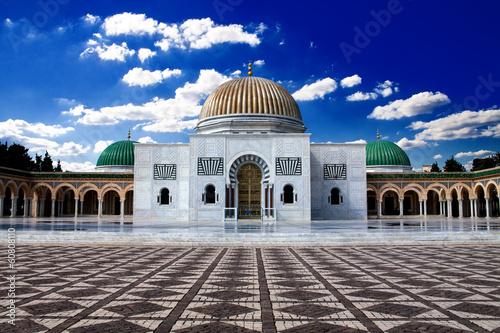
[229,154,270,184]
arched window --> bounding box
[160,188,170,205]
[205,185,216,204]
[330,188,342,205]
[283,185,294,204]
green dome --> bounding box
[366,140,411,166]
[96,140,138,167]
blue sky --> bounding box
[1,0,499,171]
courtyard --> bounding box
[1,225,500,332]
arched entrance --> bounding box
[487,184,499,217]
[17,188,25,216]
[237,163,262,219]
[403,190,419,215]
[426,190,440,215]
[382,190,399,215]
[4,187,12,216]
[451,189,459,217]
[367,189,377,216]
[124,190,134,215]
[103,190,120,215]
[82,190,98,215]
[461,188,471,217]
[476,186,486,217]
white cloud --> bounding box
[464,160,474,171]
[60,161,96,172]
[51,142,90,156]
[279,39,285,45]
[396,137,429,150]
[62,104,95,116]
[231,70,241,76]
[368,92,450,120]
[253,59,265,66]
[0,119,74,138]
[455,150,495,159]
[254,22,267,34]
[0,120,88,157]
[55,97,77,106]
[410,109,500,141]
[138,48,156,62]
[433,154,443,159]
[340,75,362,88]
[375,80,397,97]
[83,14,100,25]
[93,140,113,153]
[346,91,378,101]
[181,18,260,49]
[80,42,135,62]
[292,78,337,101]
[76,69,231,131]
[138,136,157,143]
[154,18,260,51]
[122,68,182,87]
[345,139,367,144]
[102,12,158,36]
[96,14,262,53]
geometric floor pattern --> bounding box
[1,245,500,332]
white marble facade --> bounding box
[134,135,367,221]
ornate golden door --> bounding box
[237,163,262,218]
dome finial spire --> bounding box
[376,130,380,140]
[248,61,253,76]
[127,130,131,140]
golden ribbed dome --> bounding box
[199,77,302,121]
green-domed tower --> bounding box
[96,131,138,172]
[366,131,412,172]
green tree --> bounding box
[494,152,500,166]
[444,155,466,172]
[33,154,42,172]
[430,162,440,172]
[471,156,497,171]
[54,159,63,172]
[41,151,54,172]
[0,143,36,171]
[0,142,8,167]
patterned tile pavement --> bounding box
[1,245,500,332]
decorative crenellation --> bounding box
[154,164,176,180]
[276,157,302,176]
[198,157,224,176]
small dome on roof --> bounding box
[96,140,138,171]
[366,140,412,172]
